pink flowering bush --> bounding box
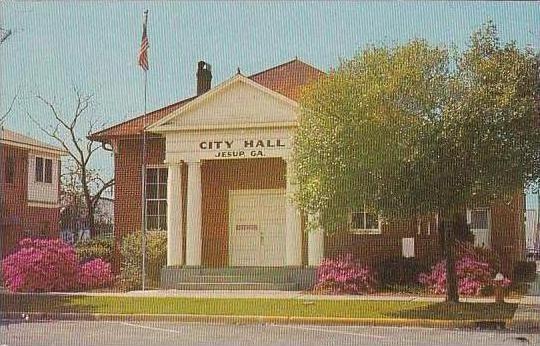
[418,255,511,296]
[1,238,79,292]
[1,238,115,292]
[314,254,377,294]
[78,258,114,289]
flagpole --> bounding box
[142,69,147,291]
[140,9,149,292]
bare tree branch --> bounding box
[0,27,12,45]
[0,85,22,125]
[26,87,114,236]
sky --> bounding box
[0,1,539,207]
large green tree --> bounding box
[294,22,540,302]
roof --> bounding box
[89,96,196,140]
[249,58,325,100]
[0,127,68,156]
[90,58,325,142]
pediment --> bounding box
[149,75,299,132]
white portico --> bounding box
[148,73,324,268]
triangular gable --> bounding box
[148,74,299,132]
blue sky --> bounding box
[1,1,539,207]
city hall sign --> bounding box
[199,139,288,158]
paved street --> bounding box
[1,320,538,346]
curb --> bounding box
[506,320,540,333]
[2,312,512,330]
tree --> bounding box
[0,86,21,125]
[0,27,12,45]
[27,87,114,237]
[1,20,20,125]
[294,21,540,302]
[60,163,114,238]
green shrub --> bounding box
[376,257,430,287]
[118,230,167,291]
[513,261,537,282]
[75,237,114,264]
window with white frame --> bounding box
[467,208,491,248]
[417,213,439,236]
[145,167,168,231]
[35,157,53,183]
[350,205,381,234]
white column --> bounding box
[166,161,183,266]
[307,214,325,266]
[285,158,302,266]
[185,160,202,266]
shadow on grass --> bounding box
[1,293,93,314]
[386,302,518,321]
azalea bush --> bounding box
[1,238,115,292]
[456,241,501,272]
[78,258,114,289]
[1,238,79,292]
[313,254,377,294]
[418,255,511,296]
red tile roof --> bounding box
[249,58,325,100]
[90,59,325,142]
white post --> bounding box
[185,160,202,266]
[285,158,302,266]
[307,214,324,266]
[166,161,183,266]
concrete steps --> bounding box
[161,266,317,291]
[171,282,299,291]
[178,275,286,284]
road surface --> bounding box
[1,320,538,346]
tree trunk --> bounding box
[86,207,96,237]
[441,211,459,303]
[445,226,459,303]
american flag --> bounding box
[138,10,149,71]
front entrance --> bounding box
[228,189,286,266]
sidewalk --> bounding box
[3,280,537,331]
[508,271,540,332]
[21,289,522,304]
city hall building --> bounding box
[91,59,525,289]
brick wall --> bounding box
[113,137,165,241]
[1,144,60,257]
[112,137,525,273]
[490,194,526,275]
[325,195,525,275]
[325,217,441,267]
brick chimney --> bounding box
[196,61,212,95]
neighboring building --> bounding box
[90,59,526,288]
[95,195,114,237]
[60,194,115,244]
[0,128,67,257]
[525,208,539,255]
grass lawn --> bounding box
[1,294,517,320]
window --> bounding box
[35,157,53,183]
[467,208,491,248]
[350,205,381,234]
[417,213,439,236]
[44,159,52,183]
[35,157,43,182]
[5,156,15,184]
[145,167,168,230]
[470,209,489,230]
